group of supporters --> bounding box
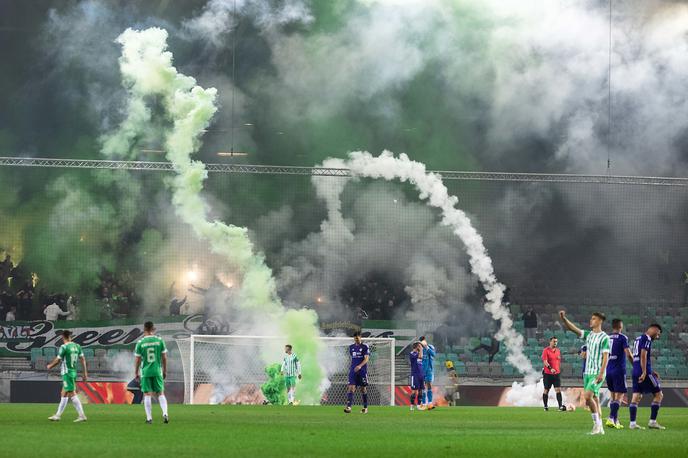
[542,311,665,434]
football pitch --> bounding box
[3,404,687,457]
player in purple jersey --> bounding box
[605,319,633,429]
[345,332,370,414]
[578,345,587,376]
[629,324,664,430]
[408,342,424,411]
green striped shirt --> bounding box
[58,342,83,376]
[281,353,300,377]
[581,330,610,376]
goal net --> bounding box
[176,335,395,406]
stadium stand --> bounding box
[430,303,688,380]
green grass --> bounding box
[3,404,687,457]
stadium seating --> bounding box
[444,303,688,380]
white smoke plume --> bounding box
[275,181,477,324]
[104,27,324,403]
[505,379,611,408]
[182,0,313,46]
[318,151,539,382]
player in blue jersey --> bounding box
[345,332,370,414]
[409,341,424,411]
[420,336,436,410]
[629,324,665,430]
[605,319,634,429]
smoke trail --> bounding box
[317,151,538,382]
[106,27,323,403]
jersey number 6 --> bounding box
[146,347,156,363]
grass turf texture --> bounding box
[2,404,687,457]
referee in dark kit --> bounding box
[541,336,566,411]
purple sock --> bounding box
[346,392,353,407]
[651,402,660,421]
[362,393,368,408]
[629,403,638,422]
[609,401,620,421]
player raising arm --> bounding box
[345,332,370,414]
[281,344,302,405]
[135,321,169,424]
[560,310,610,435]
[47,330,88,422]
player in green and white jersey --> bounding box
[47,330,88,422]
[281,344,302,405]
[560,310,610,435]
[134,321,169,424]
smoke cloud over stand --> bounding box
[317,151,538,383]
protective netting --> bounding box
[176,336,395,405]
[2,166,688,379]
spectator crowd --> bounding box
[0,253,141,322]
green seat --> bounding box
[489,365,503,377]
[43,347,57,358]
[82,348,95,358]
[30,348,42,360]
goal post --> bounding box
[177,335,396,406]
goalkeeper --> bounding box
[281,344,302,405]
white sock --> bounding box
[159,395,168,417]
[144,395,152,421]
[56,397,69,417]
[591,413,600,425]
[71,396,85,417]
[289,391,294,403]
[630,421,637,426]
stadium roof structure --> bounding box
[1,156,688,186]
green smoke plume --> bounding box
[106,27,324,403]
[261,363,286,405]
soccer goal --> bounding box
[176,335,395,406]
